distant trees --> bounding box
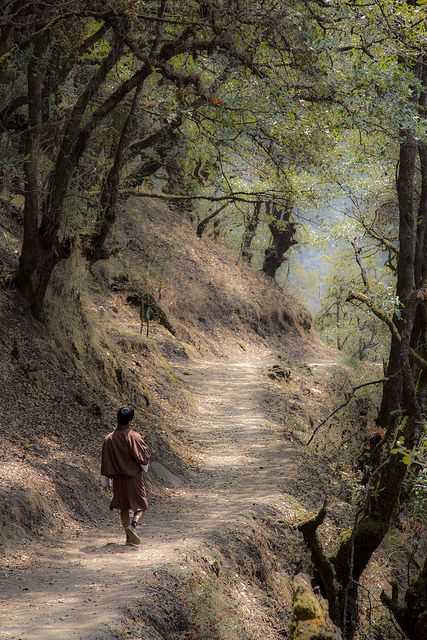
[317,245,391,364]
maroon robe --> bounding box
[101,428,150,512]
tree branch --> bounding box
[196,203,229,238]
[347,291,427,370]
[298,498,340,619]
[306,377,388,446]
[122,189,289,205]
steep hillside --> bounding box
[92,196,313,356]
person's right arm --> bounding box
[129,432,151,469]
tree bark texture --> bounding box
[262,201,297,278]
[241,200,262,263]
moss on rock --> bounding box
[293,589,323,621]
[291,574,342,640]
[337,528,352,546]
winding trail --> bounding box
[0,355,301,640]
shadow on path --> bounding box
[0,354,300,640]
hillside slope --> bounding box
[1,197,382,640]
[0,196,314,553]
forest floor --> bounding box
[0,352,340,640]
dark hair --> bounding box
[369,433,383,448]
[117,406,135,426]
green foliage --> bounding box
[392,432,427,469]
[2,1,424,240]
[311,155,400,363]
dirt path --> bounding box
[0,355,300,640]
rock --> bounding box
[268,364,291,382]
[293,584,323,621]
[290,574,342,640]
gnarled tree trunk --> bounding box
[16,22,128,315]
[262,201,297,278]
[241,200,262,263]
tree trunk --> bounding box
[301,395,422,636]
[376,129,418,432]
[262,201,297,278]
[348,62,427,632]
[334,126,421,638]
[376,333,402,429]
[16,26,128,314]
[241,200,262,262]
[16,33,52,316]
[16,241,58,317]
[89,81,143,262]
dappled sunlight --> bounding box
[0,355,304,638]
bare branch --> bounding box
[122,189,290,205]
[306,377,388,446]
[346,291,427,370]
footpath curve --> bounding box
[0,355,302,640]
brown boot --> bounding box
[126,526,141,546]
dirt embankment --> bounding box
[0,197,354,640]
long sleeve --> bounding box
[128,432,150,468]
[100,439,110,477]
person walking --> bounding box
[101,407,150,545]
